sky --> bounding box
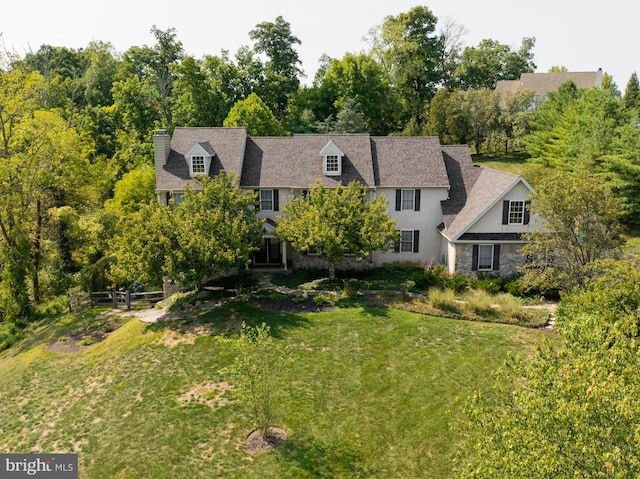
[2,0,638,89]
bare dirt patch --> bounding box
[49,314,122,353]
[244,426,287,454]
[178,381,235,410]
[156,322,222,348]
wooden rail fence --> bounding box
[68,290,164,312]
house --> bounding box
[495,68,603,107]
[154,127,537,276]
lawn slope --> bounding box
[0,302,550,478]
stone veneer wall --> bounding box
[456,243,525,276]
[291,251,373,271]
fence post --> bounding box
[126,290,131,310]
[112,290,117,309]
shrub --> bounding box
[473,276,503,295]
[0,323,24,351]
[463,289,495,315]
[428,287,459,312]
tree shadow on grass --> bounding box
[142,300,312,340]
[276,433,372,478]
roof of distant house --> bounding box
[495,68,603,97]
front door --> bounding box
[253,238,282,266]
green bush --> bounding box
[0,323,24,352]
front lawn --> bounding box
[0,301,550,478]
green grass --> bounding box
[622,226,640,257]
[0,301,551,478]
[472,151,530,175]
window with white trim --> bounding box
[400,230,414,253]
[401,189,415,211]
[191,155,205,174]
[260,189,273,211]
[325,154,339,174]
[478,244,494,271]
[509,200,525,224]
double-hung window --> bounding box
[401,189,415,211]
[399,230,419,253]
[260,189,273,211]
[509,200,525,224]
[477,244,494,271]
[502,200,530,225]
[395,189,421,211]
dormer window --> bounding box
[186,142,215,177]
[325,155,339,174]
[191,155,205,174]
[320,140,344,176]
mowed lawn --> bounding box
[0,302,550,478]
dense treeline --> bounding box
[1,4,640,324]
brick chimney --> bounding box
[153,129,171,172]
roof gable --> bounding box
[439,146,534,241]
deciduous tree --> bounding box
[223,92,286,136]
[110,172,262,290]
[276,180,397,279]
[521,173,623,292]
[457,259,640,478]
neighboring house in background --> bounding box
[154,127,537,276]
[495,68,603,107]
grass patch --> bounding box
[472,151,530,175]
[622,225,640,258]
[0,301,551,478]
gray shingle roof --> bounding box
[240,134,375,188]
[372,136,450,188]
[155,127,246,191]
[495,70,602,97]
[440,145,521,241]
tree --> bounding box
[223,92,286,136]
[373,6,445,130]
[249,16,302,119]
[333,97,368,133]
[623,72,640,110]
[0,109,96,321]
[463,89,501,154]
[321,53,395,135]
[454,37,536,89]
[521,173,623,292]
[110,172,263,290]
[219,322,289,442]
[497,90,534,154]
[276,180,397,279]
[457,259,640,478]
[525,82,640,223]
[104,166,156,215]
[171,56,219,127]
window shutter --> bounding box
[165,192,170,205]
[524,200,531,225]
[502,201,510,225]
[273,189,279,211]
[472,245,479,271]
[394,231,400,253]
[395,189,401,211]
[254,189,260,210]
[413,230,420,253]
[414,189,421,211]
[493,244,501,271]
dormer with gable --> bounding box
[186,142,216,177]
[320,140,344,176]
